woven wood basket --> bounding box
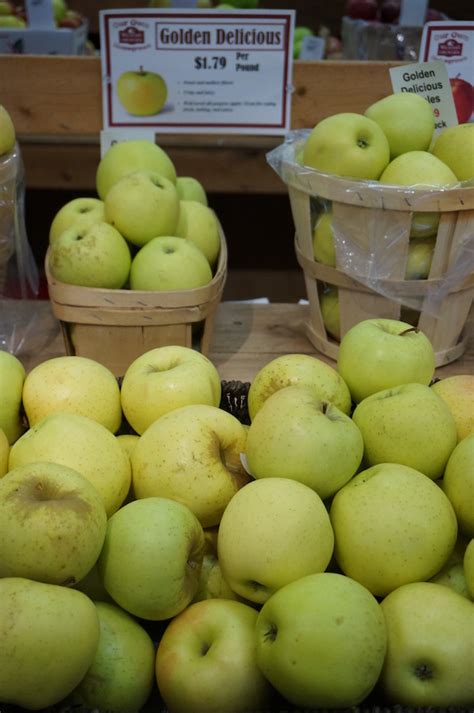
[273,140,474,368]
[45,232,227,377]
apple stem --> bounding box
[321,401,329,414]
[414,663,434,680]
[399,327,419,336]
[263,623,278,643]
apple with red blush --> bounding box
[450,76,474,124]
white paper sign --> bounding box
[420,21,474,124]
[390,60,459,133]
[99,8,295,135]
[298,35,325,61]
[398,0,428,28]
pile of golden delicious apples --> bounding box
[301,92,474,341]
[0,316,473,712]
[47,140,221,294]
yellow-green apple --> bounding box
[379,150,459,188]
[431,123,474,182]
[405,238,435,279]
[0,14,25,26]
[192,551,242,603]
[379,582,474,706]
[131,404,249,527]
[0,104,15,156]
[49,222,131,289]
[8,412,131,516]
[73,562,113,603]
[116,433,139,462]
[302,112,390,180]
[255,572,387,708]
[319,285,340,340]
[105,171,179,247]
[409,211,440,239]
[120,345,221,435]
[96,139,177,200]
[0,1,15,15]
[352,383,457,479]
[430,535,471,599]
[337,318,435,403]
[245,385,363,500]
[117,67,167,116]
[22,355,122,433]
[293,26,313,59]
[248,352,351,419]
[330,463,458,597]
[98,497,204,620]
[0,462,107,586]
[0,349,26,444]
[49,197,106,245]
[175,200,220,267]
[431,374,474,442]
[0,427,9,476]
[442,434,474,538]
[364,92,434,158]
[130,236,212,291]
[312,211,336,266]
[70,601,155,713]
[156,599,271,713]
[52,0,67,22]
[0,577,100,710]
[176,176,208,205]
[464,539,474,598]
[217,477,334,604]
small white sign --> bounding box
[99,8,295,135]
[390,60,459,133]
[298,35,325,61]
[398,0,428,28]
[25,0,55,28]
[420,21,474,125]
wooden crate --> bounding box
[280,148,474,368]
[45,234,227,376]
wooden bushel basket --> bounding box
[46,233,227,377]
[280,152,474,368]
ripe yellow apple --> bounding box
[431,374,474,442]
[379,150,459,187]
[0,427,9,476]
[431,122,474,181]
[405,238,435,279]
[442,434,474,538]
[312,211,335,266]
[365,92,435,158]
[175,200,221,267]
[117,67,168,116]
[0,349,26,444]
[130,236,212,291]
[319,286,340,340]
[116,433,139,463]
[0,104,15,156]
[49,197,106,245]
[464,539,474,599]
[176,176,208,206]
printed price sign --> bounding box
[99,8,295,135]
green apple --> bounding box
[442,434,474,538]
[312,211,336,266]
[156,599,270,713]
[337,318,435,403]
[49,221,131,288]
[409,211,440,239]
[70,601,155,713]
[320,285,340,340]
[117,67,167,116]
[430,537,471,600]
[0,577,100,710]
[131,404,249,528]
[52,0,67,22]
[248,352,351,419]
[0,1,15,15]
[98,497,205,620]
[192,551,242,603]
[130,236,212,291]
[0,461,107,585]
[255,572,387,708]
[96,139,177,200]
[245,385,363,500]
[105,171,179,247]
[217,477,334,604]
[303,112,390,180]
[330,463,458,597]
[0,349,26,444]
[431,123,474,181]
[175,200,221,267]
[464,539,474,598]
[379,149,458,187]
[0,104,15,156]
[353,383,457,479]
[365,92,435,158]
[22,355,122,433]
[176,176,208,205]
[49,197,106,245]
[405,238,435,279]
[0,427,8,476]
[431,374,474,442]
[9,412,131,517]
[380,582,474,706]
[120,344,221,435]
[0,14,26,27]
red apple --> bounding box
[380,0,400,23]
[345,0,378,20]
[450,76,474,124]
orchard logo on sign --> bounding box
[437,37,463,57]
[119,26,145,46]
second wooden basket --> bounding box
[46,233,227,377]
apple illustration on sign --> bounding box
[117,67,168,117]
[449,76,474,124]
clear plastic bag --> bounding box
[0,144,40,355]
[267,130,474,318]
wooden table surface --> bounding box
[13,299,474,382]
